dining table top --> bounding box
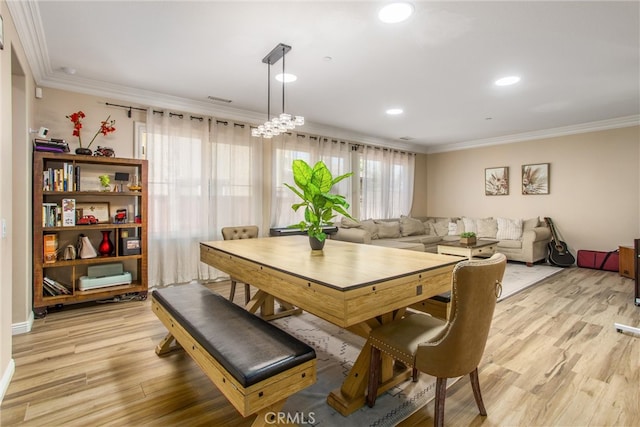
[200,235,460,291]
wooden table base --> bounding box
[246,290,302,320]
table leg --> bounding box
[326,309,412,416]
[246,290,302,320]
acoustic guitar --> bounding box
[544,217,575,267]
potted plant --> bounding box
[66,111,116,155]
[460,231,477,246]
[285,159,355,250]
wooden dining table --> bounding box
[200,235,460,416]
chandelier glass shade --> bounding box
[252,43,304,138]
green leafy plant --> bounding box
[99,174,110,190]
[460,232,476,238]
[285,159,355,242]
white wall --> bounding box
[419,126,640,253]
[0,0,32,401]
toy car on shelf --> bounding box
[77,215,98,225]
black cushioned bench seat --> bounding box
[151,282,317,423]
[409,291,452,320]
[430,291,451,304]
[153,283,315,387]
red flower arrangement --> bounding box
[66,111,116,149]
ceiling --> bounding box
[9,1,640,153]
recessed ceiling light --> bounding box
[378,2,414,23]
[495,76,521,86]
[275,73,297,83]
[61,66,76,75]
[386,108,404,115]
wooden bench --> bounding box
[151,283,316,426]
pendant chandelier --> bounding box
[251,43,304,138]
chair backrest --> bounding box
[416,253,506,378]
[221,226,259,241]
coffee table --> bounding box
[437,239,498,259]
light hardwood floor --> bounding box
[2,266,638,426]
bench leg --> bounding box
[251,398,287,427]
[155,332,183,356]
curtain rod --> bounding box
[105,102,205,121]
[105,102,414,154]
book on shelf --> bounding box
[43,163,76,192]
[43,234,58,263]
[42,203,59,227]
[62,198,76,226]
[43,277,71,295]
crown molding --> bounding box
[6,0,51,82]
[425,115,640,154]
[10,1,634,156]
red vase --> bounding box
[98,230,114,256]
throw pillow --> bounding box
[360,219,379,239]
[400,216,425,236]
[376,221,401,238]
[496,217,523,240]
[430,219,450,237]
[523,217,540,231]
[340,217,361,229]
[476,218,498,238]
[448,222,457,235]
[462,217,478,234]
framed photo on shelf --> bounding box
[522,163,549,195]
[485,166,509,195]
[76,202,110,223]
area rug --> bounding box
[269,262,562,426]
[498,262,563,301]
[274,312,444,427]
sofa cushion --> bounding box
[376,221,401,238]
[400,216,426,236]
[477,218,498,238]
[371,240,424,251]
[496,217,523,240]
[340,217,362,228]
[360,219,379,239]
[418,235,444,245]
[497,239,523,249]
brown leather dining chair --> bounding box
[366,253,507,427]
[221,226,259,305]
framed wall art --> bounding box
[522,163,549,195]
[76,202,110,223]
[485,166,509,195]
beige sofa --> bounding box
[332,216,552,266]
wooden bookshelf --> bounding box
[33,151,148,316]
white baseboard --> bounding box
[12,311,34,335]
[0,359,15,403]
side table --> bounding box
[437,240,498,260]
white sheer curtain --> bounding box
[360,146,415,219]
[142,113,264,287]
[211,120,263,235]
[144,110,216,287]
[271,133,353,228]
